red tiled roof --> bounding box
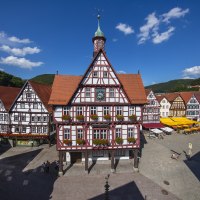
[156,95,166,103]
[164,93,179,102]
[48,75,82,105]
[118,74,147,104]
[145,89,151,96]
[49,74,147,105]
[28,81,52,112]
[0,86,21,111]
[194,92,200,103]
[179,91,194,104]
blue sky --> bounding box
[0,0,200,86]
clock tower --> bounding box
[92,15,106,57]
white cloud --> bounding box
[117,70,126,74]
[138,7,189,45]
[0,31,32,46]
[162,7,189,23]
[182,76,194,79]
[0,56,43,69]
[116,23,134,35]
[8,36,31,44]
[0,67,4,71]
[112,38,118,42]
[0,45,41,56]
[183,66,200,78]
[138,12,160,44]
[152,26,175,44]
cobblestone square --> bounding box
[0,133,200,200]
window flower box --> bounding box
[115,137,123,144]
[90,114,98,120]
[62,115,71,121]
[63,139,72,145]
[104,114,111,120]
[127,137,136,144]
[76,114,84,121]
[116,114,124,121]
[93,139,109,146]
[76,138,86,145]
[128,114,137,122]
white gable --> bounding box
[0,100,6,112]
[71,51,129,104]
[82,52,120,85]
[11,82,48,113]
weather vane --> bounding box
[94,8,104,18]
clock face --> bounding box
[96,88,105,101]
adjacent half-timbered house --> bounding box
[168,92,192,117]
[0,86,21,135]
[186,93,200,121]
[156,95,171,118]
[9,81,55,146]
[49,16,147,175]
[142,89,162,129]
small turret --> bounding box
[92,15,106,57]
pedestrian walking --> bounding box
[55,160,59,171]
[42,162,46,173]
[46,160,50,173]
[188,142,192,160]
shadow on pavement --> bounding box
[184,151,200,181]
[0,149,58,200]
[89,160,96,173]
[139,132,147,158]
[0,143,12,156]
[89,181,144,200]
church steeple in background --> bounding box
[92,15,106,57]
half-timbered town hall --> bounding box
[49,15,147,175]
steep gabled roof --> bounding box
[156,95,167,103]
[194,93,200,103]
[0,86,21,111]
[179,91,194,104]
[145,89,151,96]
[164,93,179,102]
[48,75,82,105]
[118,74,147,104]
[49,74,147,105]
[29,81,52,112]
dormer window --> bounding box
[85,88,91,97]
[26,93,32,98]
[103,71,108,78]
[93,71,98,78]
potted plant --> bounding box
[116,114,124,121]
[76,138,86,145]
[62,114,71,121]
[63,139,72,145]
[101,139,109,146]
[90,114,98,120]
[76,114,84,121]
[127,137,136,144]
[104,114,111,120]
[128,114,137,122]
[115,137,123,144]
[93,139,100,146]
[93,139,109,146]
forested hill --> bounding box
[0,71,25,87]
[145,78,200,93]
[0,71,199,93]
[31,74,55,85]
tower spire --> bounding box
[92,14,106,57]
